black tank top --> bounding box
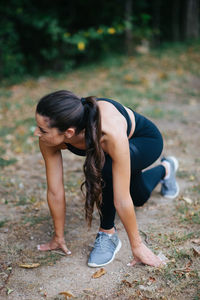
[65,98,132,156]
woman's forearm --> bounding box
[115,198,142,248]
[47,190,66,238]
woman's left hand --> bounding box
[128,242,163,267]
[37,235,71,255]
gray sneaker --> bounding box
[161,156,179,199]
[88,231,122,267]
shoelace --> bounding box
[94,234,115,252]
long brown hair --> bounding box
[36,90,105,226]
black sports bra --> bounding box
[65,98,132,156]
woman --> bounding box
[34,90,179,268]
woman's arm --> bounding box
[104,130,162,267]
[38,139,71,254]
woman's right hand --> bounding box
[37,235,71,255]
[128,242,163,267]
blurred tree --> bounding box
[185,0,199,39]
[172,0,181,41]
[152,0,162,45]
[125,0,133,55]
[0,0,199,81]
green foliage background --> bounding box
[0,0,199,81]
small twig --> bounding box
[51,250,66,256]
[171,268,191,273]
[139,230,152,245]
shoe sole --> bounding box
[163,182,180,199]
[88,239,122,268]
[162,156,179,199]
[167,156,179,172]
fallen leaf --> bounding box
[149,276,156,282]
[192,246,200,256]
[19,263,40,269]
[158,72,168,80]
[7,288,14,295]
[136,289,142,296]
[191,238,200,244]
[182,196,193,204]
[59,291,74,299]
[92,267,106,279]
[147,276,156,286]
[121,279,132,287]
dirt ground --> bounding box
[0,45,200,299]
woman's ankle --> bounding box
[99,227,115,234]
[161,161,170,179]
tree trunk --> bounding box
[185,0,199,39]
[172,0,181,41]
[152,0,162,45]
[125,0,133,55]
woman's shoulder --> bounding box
[100,111,127,138]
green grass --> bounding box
[177,170,190,179]
[16,197,28,206]
[0,89,13,98]
[15,117,36,127]
[0,126,15,137]
[22,215,49,226]
[192,184,200,194]
[176,203,200,225]
[0,158,17,168]
[37,251,64,266]
[0,219,7,227]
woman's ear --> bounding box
[64,128,76,139]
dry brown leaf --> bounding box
[59,291,74,298]
[191,238,200,244]
[19,263,40,269]
[192,246,200,256]
[149,276,156,282]
[182,196,193,204]
[92,267,106,279]
[121,279,132,287]
[158,72,168,80]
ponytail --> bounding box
[81,96,105,226]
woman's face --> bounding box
[34,113,65,146]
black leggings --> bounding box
[100,111,165,229]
